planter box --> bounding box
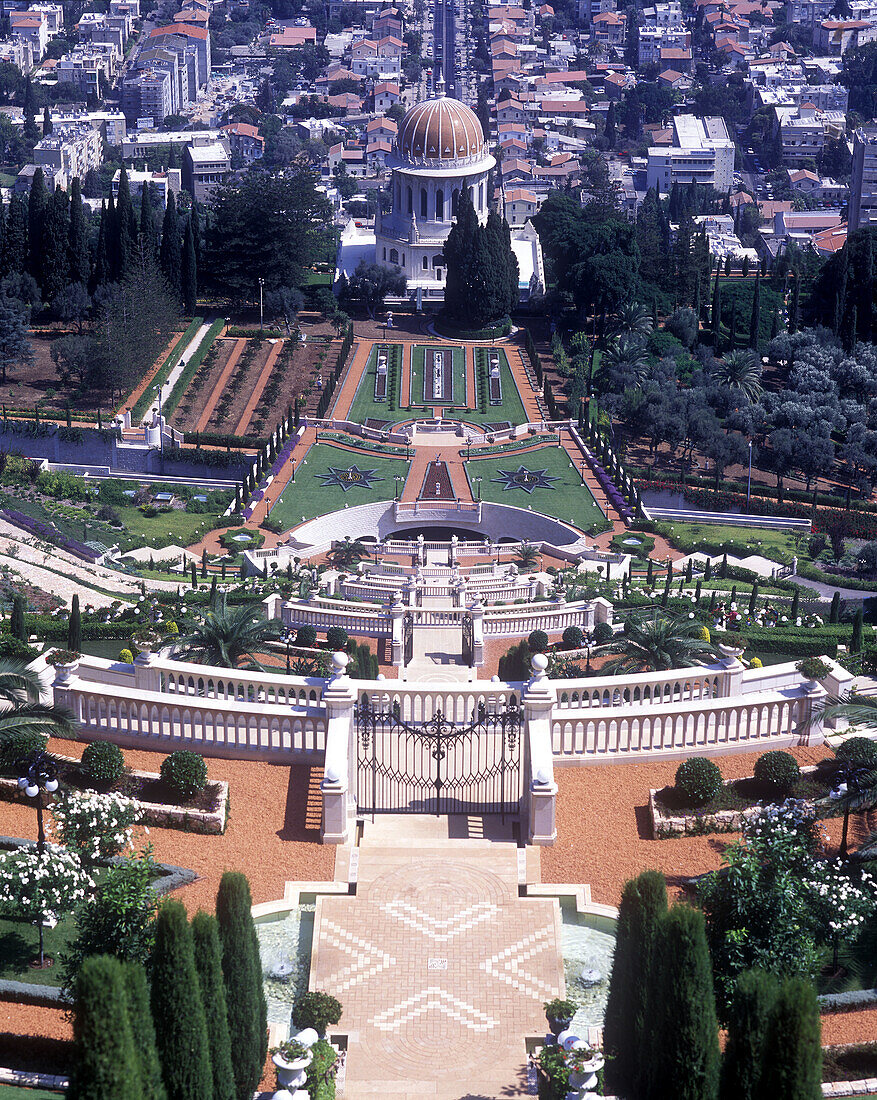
[0,756,229,836]
[649,766,823,839]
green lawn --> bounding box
[465,446,606,529]
[0,914,75,988]
[268,442,409,530]
[113,505,223,553]
[654,521,802,564]
[409,345,466,407]
[346,343,403,425]
[0,1087,64,1098]
[468,347,528,426]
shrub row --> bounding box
[183,431,268,450]
[130,316,204,422]
[162,319,226,420]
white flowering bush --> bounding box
[50,790,143,864]
[0,846,93,925]
[803,861,877,942]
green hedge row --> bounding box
[162,319,225,420]
[130,316,204,422]
[183,431,268,450]
[795,561,877,593]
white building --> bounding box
[646,114,734,195]
[33,124,103,191]
[850,125,877,232]
[374,80,495,292]
[112,166,181,208]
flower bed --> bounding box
[0,508,101,563]
[649,765,832,838]
[0,755,229,835]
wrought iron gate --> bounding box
[403,612,414,665]
[355,697,522,816]
[462,612,474,666]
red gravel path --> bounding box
[195,337,245,432]
[234,338,285,437]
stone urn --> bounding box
[49,651,80,685]
[272,1048,312,1091]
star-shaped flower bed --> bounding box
[314,464,385,492]
[491,466,559,494]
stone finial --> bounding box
[330,651,349,680]
[529,652,549,681]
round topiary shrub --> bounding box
[160,750,208,801]
[528,630,549,653]
[292,991,343,1037]
[675,756,723,807]
[753,750,800,794]
[295,625,317,647]
[749,657,763,669]
[326,626,349,651]
[0,730,48,775]
[81,741,125,785]
[593,621,614,644]
[118,648,134,664]
[562,626,583,650]
[836,736,877,769]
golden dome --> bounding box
[397,93,486,165]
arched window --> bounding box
[389,247,398,264]
[435,188,444,219]
[420,187,428,218]
[422,256,428,270]
[401,253,405,266]
[480,181,486,208]
[433,254,444,267]
[406,186,412,213]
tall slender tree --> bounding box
[92,201,109,292]
[121,962,166,1100]
[749,270,761,349]
[68,177,90,287]
[68,955,143,1100]
[720,969,780,1100]
[41,185,69,301]
[160,190,182,300]
[2,192,26,279]
[115,167,137,282]
[21,76,39,155]
[27,166,46,277]
[139,181,158,261]
[216,872,268,1100]
[42,105,51,136]
[150,901,213,1100]
[67,592,81,652]
[757,977,822,1099]
[182,216,197,315]
[191,912,236,1100]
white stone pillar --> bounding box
[523,654,557,845]
[799,680,828,746]
[133,647,161,694]
[390,596,405,667]
[470,599,484,667]
[321,652,356,844]
[717,645,745,698]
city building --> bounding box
[112,166,181,207]
[646,114,734,194]
[32,123,103,191]
[121,67,176,127]
[181,135,231,203]
[849,125,877,231]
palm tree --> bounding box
[712,349,763,401]
[603,334,651,381]
[0,660,77,750]
[597,613,716,674]
[611,300,653,340]
[176,603,283,669]
[516,541,540,570]
[328,537,371,569]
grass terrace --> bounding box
[409,345,466,408]
[347,343,403,425]
[653,521,804,564]
[267,441,410,530]
[465,446,607,530]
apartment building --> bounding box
[849,125,877,232]
[57,45,118,98]
[776,104,845,165]
[112,167,181,208]
[646,114,734,193]
[181,136,230,203]
[33,123,103,191]
[122,128,222,159]
[121,67,176,127]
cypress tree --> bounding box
[443,186,478,324]
[150,901,213,1100]
[10,594,25,641]
[829,590,841,623]
[603,871,668,1097]
[121,962,166,1100]
[160,190,182,300]
[21,76,39,155]
[106,191,119,281]
[116,167,137,281]
[789,277,800,334]
[67,593,81,652]
[27,166,47,278]
[646,906,720,1100]
[851,607,864,654]
[92,201,109,291]
[790,588,800,621]
[68,955,143,1100]
[757,977,821,1100]
[41,185,69,301]
[182,217,197,315]
[2,192,27,278]
[604,99,616,145]
[42,105,52,136]
[190,198,202,271]
[68,178,90,287]
[501,214,519,315]
[216,872,268,1100]
[720,969,780,1100]
[139,181,159,261]
[192,912,236,1100]
[749,270,761,349]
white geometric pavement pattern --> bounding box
[372,986,499,1031]
[480,927,562,1001]
[378,898,499,940]
[318,918,397,992]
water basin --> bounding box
[255,902,315,1025]
[559,901,616,1029]
[621,538,642,547]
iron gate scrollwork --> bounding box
[355,696,522,817]
[403,612,414,665]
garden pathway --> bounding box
[314,816,559,1098]
[330,339,371,421]
[233,338,286,437]
[194,337,246,432]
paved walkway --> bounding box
[315,817,560,1098]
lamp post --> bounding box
[746,439,753,510]
[258,277,265,334]
[580,461,586,485]
[474,476,482,500]
[291,458,296,483]
[285,629,293,674]
[18,751,59,856]
[585,636,592,673]
[394,474,404,500]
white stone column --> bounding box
[390,595,405,667]
[717,645,745,698]
[321,652,356,844]
[799,680,828,746]
[523,653,557,845]
[470,599,484,667]
[133,647,161,694]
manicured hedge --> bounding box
[130,316,204,422]
[183,431,268,450]
[162,319,225,420]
